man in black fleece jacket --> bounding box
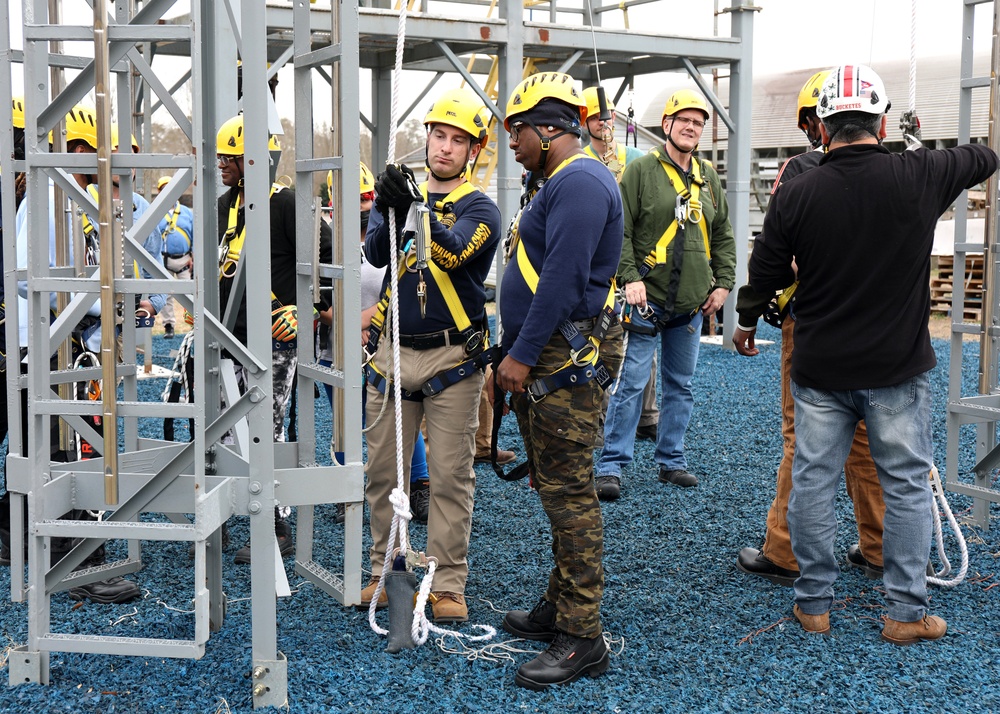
[749,64,998,644]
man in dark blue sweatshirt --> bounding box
[493,72,623,689]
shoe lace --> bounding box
[528,598,554,621]
[546,631,577,660]
[411,488,430,509]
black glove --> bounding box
[375,163,418,211]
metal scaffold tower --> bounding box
[946,0,1000,529]
[2,0,754,706]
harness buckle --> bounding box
[687,198,703,225]
[463,330,484,356]
[570,342,597,368]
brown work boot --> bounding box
[881,614,947,645]
[430,591,468,623]
[793,604,830,634]
[359,577,388,609]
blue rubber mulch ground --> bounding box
[0,322,997,714]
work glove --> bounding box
[271,304,298,343]
[184,309,195,326]
[374,163,418,213]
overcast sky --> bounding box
[6,1,995,130]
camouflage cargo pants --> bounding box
[510,321,623,638]
[233,348,298,442]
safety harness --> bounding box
[623,150,712,336]
[584,143,627,183]
[161,201,192,257]
[219,183,297,351]
[78,185,155,334]
[363,181,495,401]
[763,282,798,328]
[490,154,619,482]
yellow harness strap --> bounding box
[161,201,192,251]
[641,152,710,274]
[219,184,284,301]
[510,153,616,370]
[369,181,481,338]
[81,184,143,277]
[584,143,627,183]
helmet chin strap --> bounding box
[665,119,694,155]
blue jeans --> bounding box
[788,373,933,623]
[596,305,702,478]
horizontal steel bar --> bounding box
[37,634,204,659]
[35,519,196,541]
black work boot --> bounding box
[68,577,141,604]
[503,598,558,642]
[515,631,610,690]
[234,510,294,564]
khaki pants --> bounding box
[365,340,482,593]
[761,318,885,570]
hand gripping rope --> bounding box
[366,2,494,651]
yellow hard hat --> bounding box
[423,88,489,148]
[360,162,375,195]
[12,96,25,130]
[662,89,710,121]
[797,71,831,130]
[217,114,280,155]
[157,176,171,191]
[107,126,139,152]
[582,87,614,122]
[65,105,100,149]
[217,115,244,155]
[504,72,586,131]
[326,162,377,200]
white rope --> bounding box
[161,331,194,402]
[369,3,416,637]
[927,465,969,588]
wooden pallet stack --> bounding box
[931,254,984,321]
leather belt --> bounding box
[398,329,472,351]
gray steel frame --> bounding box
[3,0,364,708]
[946,0,1000,529]
[3,0,754,706]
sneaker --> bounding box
[68,577,141,605]
[846,543,883,579]
[503,597,558,642]
[658,467,698,488]
[881,614,947,645]
[475,450,516,465]
[793,604,830,635]
[234,524,294,564]
[359,577,388,609]
[635,424,657,442]
[163,324,174,339]
[430,591,468,623]
[410,481,430,524]
[736,547,799,587]
[594,475,621,502]
[515,631,609,690]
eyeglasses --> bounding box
[509,122,525,142]
[671,116,706,130]
[217,154,241,167]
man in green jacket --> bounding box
[595,89,736,495]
